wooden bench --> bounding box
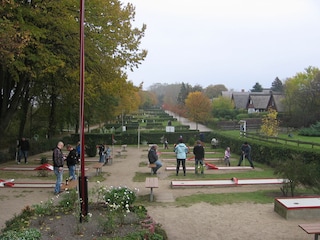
[145,177,159,202]
[92,162,104,176]
[148,163,157,175]
[121,144,127,151]
[299,223,320,240]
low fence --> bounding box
[245,132,320,149]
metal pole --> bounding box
[79,0,87,222]
[137,125,140,149]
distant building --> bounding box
[222,90,284,113]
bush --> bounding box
[103,186,137,212]
[299,121,320,136]
[86,140,97,157]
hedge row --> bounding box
[214,131,320,165]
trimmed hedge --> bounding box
[70,130,213,149]
[213,131,320,166]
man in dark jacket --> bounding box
[66,144,78,181]
[17,137,30,164]
[193,140,205,174]
[148,145,162,174]
[53,141,65,195]
[237,141,254,168]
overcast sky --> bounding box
[123,0,320,91]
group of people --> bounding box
[98,144,111,165]
[52,141,114,195]
[22,136,253,195]
[148,138,254,176]
[148,137,200,176]
[52,141,80,195]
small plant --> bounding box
[58,189,79,212]
[33,199,55,216]
[0,228,41,240]
[100,211,117,234]
[131,205,147,219]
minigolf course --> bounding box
[0,163,88,171]
[171,178,288,188]
[0,178,78,190]
[0,179,54,188]
[165,165,253,171]
[275,197,320,220]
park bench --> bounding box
[145,177,158,202]
[121,144,127,151]
[299,223,320,240]
[148,163,157,175]
[92,162,104,176]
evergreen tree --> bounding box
[271,77,284,92]
[251,82,263,92]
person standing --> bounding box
[76,141,81,159]
[237,142,254,168]
[53,141,65,195]
[17,137,30,164]
[174,139,189,176]
[164,138,169,149]
[98,144,105,163]
[224,147,231,166]
[193,140,205,174]
[66,144,78,181]
[104,145,111,165]
[148,145,162,174]
[211,138,218,149]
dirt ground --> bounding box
[0,145,318,239]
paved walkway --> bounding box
[165,110,213,132]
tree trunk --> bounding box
[0,67,29,143]
[47,86,57,139]
[18,88,31,139]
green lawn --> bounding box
[222,130,320,149]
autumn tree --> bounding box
[283,66,320,127]
[0,0,147,142]
[260,108,280,136]
[139,90,158,109]
[185,91,211,130]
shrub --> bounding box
[299,121,320,136]
[103,186,137,212]
[86,140,97,157]
[3,206,34,232]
